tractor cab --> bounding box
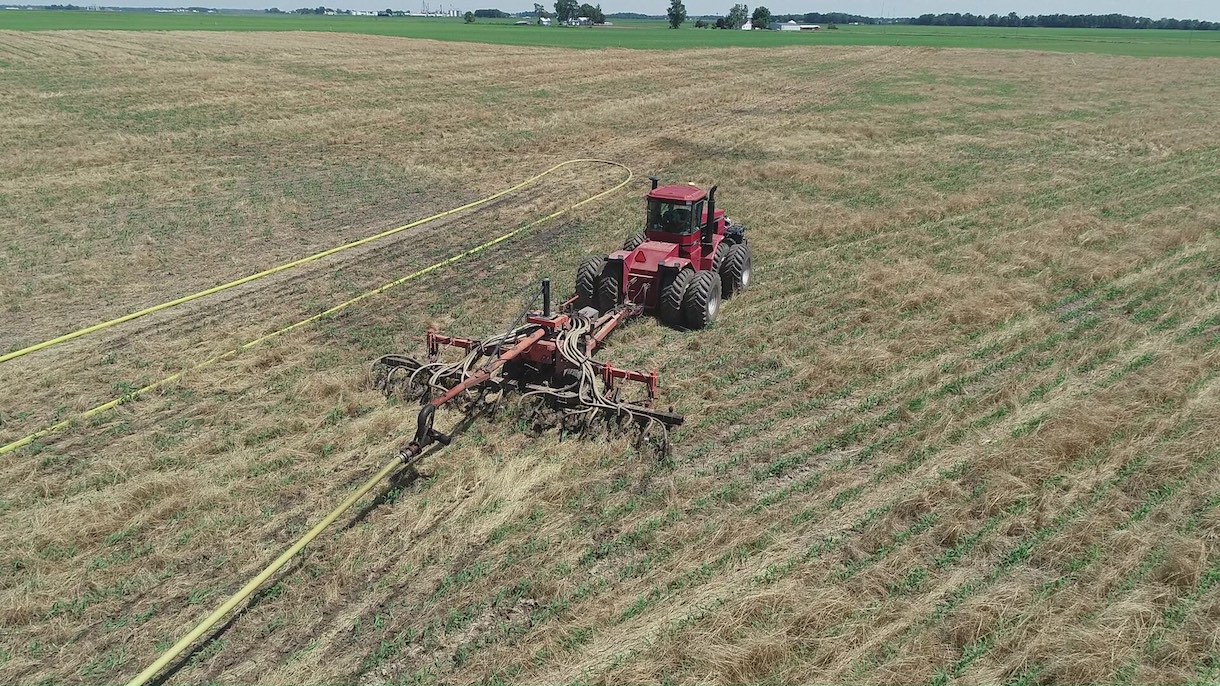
[645,183,709,242]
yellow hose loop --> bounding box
[0,162,632,456]
[0,159,628,366]
[124,455,404,686]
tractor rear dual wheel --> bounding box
[597,262,622,313]
[682,270,722,330]
[576,257,604,310]
[659,267,694,326]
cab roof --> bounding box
[647,184,707,203]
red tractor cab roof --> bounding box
[647,184,707,204]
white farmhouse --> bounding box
[768,19,820,30]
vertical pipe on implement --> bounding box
[542,279,551,317]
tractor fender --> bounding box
[604,254,628,286]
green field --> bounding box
[3,10,1220,56]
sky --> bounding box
[87,0,1220,21]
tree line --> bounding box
[908,12,1218,30]
[267,2,1217,31]
[666,6,1219,31]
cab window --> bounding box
[647,200,695,235]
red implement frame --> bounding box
[425,306,660,403]
[397,299,665,462]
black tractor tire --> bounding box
[659,267,695,327]
[575,257,603,309]
[622,232,648,252]
[711,241,726,272]
[597,261,622,314]
[682,270,722,330]
[720,243,752,298]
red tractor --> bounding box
[576,178,752,329]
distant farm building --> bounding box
[768,20,820,30]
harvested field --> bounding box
[1,30,1218,685]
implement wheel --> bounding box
[682,270,722,330]
[659,267,694,327]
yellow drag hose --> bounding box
[0,158,624,366]
[124,454,405,686]
[0,162,631,456]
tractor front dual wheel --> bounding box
[623,232,647,252]
[682,270,722,330]
[721,242,752,297]
[712,241,726,272]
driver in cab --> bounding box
[656,205,692,233]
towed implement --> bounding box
[373,280,684,457]
[373,178,750,458]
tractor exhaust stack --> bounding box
[703,185,718,255]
